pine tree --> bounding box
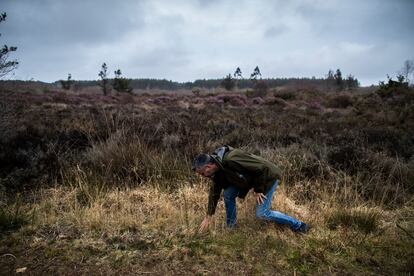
[98,63,111,95]
[0,12,18,78]
[113,69,132,93]
[250,66,261,83]
[59,73,74,90]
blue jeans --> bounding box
[223,180,303,231]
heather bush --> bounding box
[68,130,193,188]
[263,96,288,107]
[203,96,224,105]
[216,94,247,106]
[0,87,413,207]
[326,93,354,108]
[0,125,59,191]
[245,81,268,98]
[251,97,265,105]
[306,101,323,110]
[327,145,364,173]
[144,95,176,104]
[273,90,296,100]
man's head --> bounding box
[192,154,220,177]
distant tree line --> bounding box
[52,74,360,91]
[325,68,359,90]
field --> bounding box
[0,83,414,275]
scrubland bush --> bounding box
[0,88,412,202]
[245,80,268,98]
[326,93,354,108]
[264,96,288,107]
[377,75,409,98]
[273,90,296,101]
[1,87,410,207]
[251,97,264,105]
[220,74,235,91]
[72,130,191,187]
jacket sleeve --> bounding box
[207,181,222,216]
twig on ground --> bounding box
[396,223,414,241]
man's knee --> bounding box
[223,188,238,202]
[256,208,270,219]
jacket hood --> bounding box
[210,145,233,169]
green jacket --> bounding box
[207,146,282,216]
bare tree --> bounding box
[399,59,414,85]
[0,13,18,78]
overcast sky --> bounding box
[1,0,413,85]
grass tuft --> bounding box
[326,207,380,234]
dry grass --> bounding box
[1,179,413,275]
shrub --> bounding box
[59,73,74,90]
[357,151,414,204]
[204,96,224,105]
[220,74,235,91]
[216,94,247,106]
[263,97,287,107]
[252,97,265,105]
[0,207,28,233]
[145,96,176,104]
[245,80,268,98]
[279,144,332,183]
[273,90,296,100]
[326,94,354,108]
[326,208,380,234]
[0,194,29,233]
[377,75,409,98]
[307,101,322,110]
[327,145,363,173]
[71,131,191,187]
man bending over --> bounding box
[192,145,309,233]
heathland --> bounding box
[0,81,413,275]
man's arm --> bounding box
[207,181,222,216]
[199,181,222,233]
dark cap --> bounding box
[191,154,213,171]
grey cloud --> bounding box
[264,25,288,38]
[1,0,413,84]
[2,0,147,46]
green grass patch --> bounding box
[0,195,30,234]
[326,208,380,234]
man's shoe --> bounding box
[295,222,310,234]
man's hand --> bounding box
[199,216,212,233]
[255,192,267,205]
